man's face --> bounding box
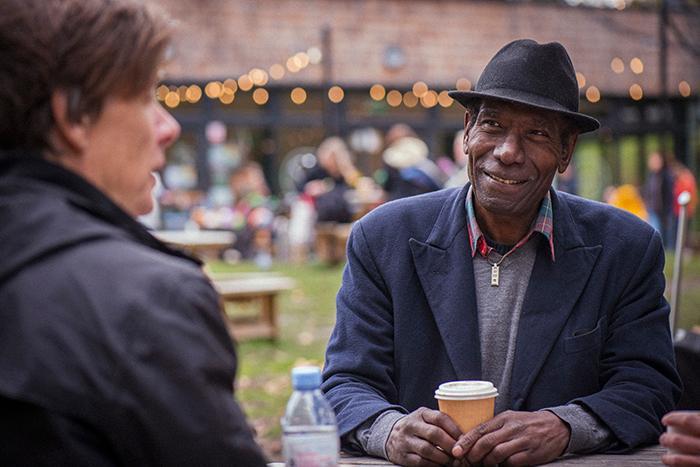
[465,100,576,224]
[82,91,180,216]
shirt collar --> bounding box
[465,186,556,261]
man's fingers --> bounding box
[481,438,529,466]
[661,433,700,456]
[452,418,503,458]
[664,413,700,437]
[661,452,700,467]
[421,409,463,441]
[411,438,453,466]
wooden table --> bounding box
[153,229,234,259]
[337,445,666,466]
[211,273,295,341]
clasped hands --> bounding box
[385,407,570,467]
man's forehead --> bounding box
[477,100,563,128]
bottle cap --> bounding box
[291,366,322,390]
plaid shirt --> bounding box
[465,186,556,261]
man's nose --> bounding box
[156,104,181,149]
[493,133,525,165]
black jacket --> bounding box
[0,156,267,466]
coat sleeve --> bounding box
[321,221,408,439]
[572,230,681,451]
[111,270,268,466]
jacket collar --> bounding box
[0,154,200,267]
[410,185,601,404]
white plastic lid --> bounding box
[434,381,498,400]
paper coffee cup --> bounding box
[435,381,498,433]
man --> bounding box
[0,0,266,465]
[322,39,681,466]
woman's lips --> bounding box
[484,171,527,185]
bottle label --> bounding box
[283,429,338,467]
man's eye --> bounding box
[483,120,500,128]
[531,129,548,137]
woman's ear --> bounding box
[49,89,90,156]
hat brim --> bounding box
[448,89,600,134]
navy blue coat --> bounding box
[322,184,681,452]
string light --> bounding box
[328,86,344,103]
[610,57,624,74]
[456,78,472,91]
[307,47,323,64]
[222,78,238,93]
[290,87,307,104]
[420,90,438,108]
[586,86,601,103]
[269,64,285,80]
[630,57,644,74]
[185,85,202,103]
[412,81,428,98]
[575,72,586,89]
[386,90,402,107]
[238,74,254,91]
[156,84,169,101]
[629,84,643,100]
[679,81,691,97]
[219,93,234,105]
[437,90,453,107]
[286,56,301,73]
[370,84,386,101]
[253,88,269,105]
[403,91,418,108]
[205,81,222,99]
[164,91,180,108]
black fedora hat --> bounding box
[448,39,600,133]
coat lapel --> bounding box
[509,191,601,409]
[409,185,482,380]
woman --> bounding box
[0,0,266,465]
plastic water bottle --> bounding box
[282,366,339,467]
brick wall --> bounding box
[152,0,698,98]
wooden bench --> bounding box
[211,274,295,341]
[315,222,352,265]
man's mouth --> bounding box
[484,171,526,185]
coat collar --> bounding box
[410,185,601,403]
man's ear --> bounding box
[462,110,472,154]
[558,131,578,173]
[49,90,89,156]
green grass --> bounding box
[211,252,700,460]
[207,261,344,458]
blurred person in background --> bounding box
[227,162,276,267]
[670,159,698,246]
[445,129,470,188]
[299,136,361,224]
[0,0,266,465]
[642,151,675,246]
[606,184,649,222]
[379,123,445,200]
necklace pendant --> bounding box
[491,264,500,287]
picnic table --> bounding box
[332,444,666,466]
[210,273,295,341]
[153,229,234,259]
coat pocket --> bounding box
[564,317,605,354]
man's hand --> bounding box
[660,411,700,466]
[451,410,570,467]
[385,407,462,466]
